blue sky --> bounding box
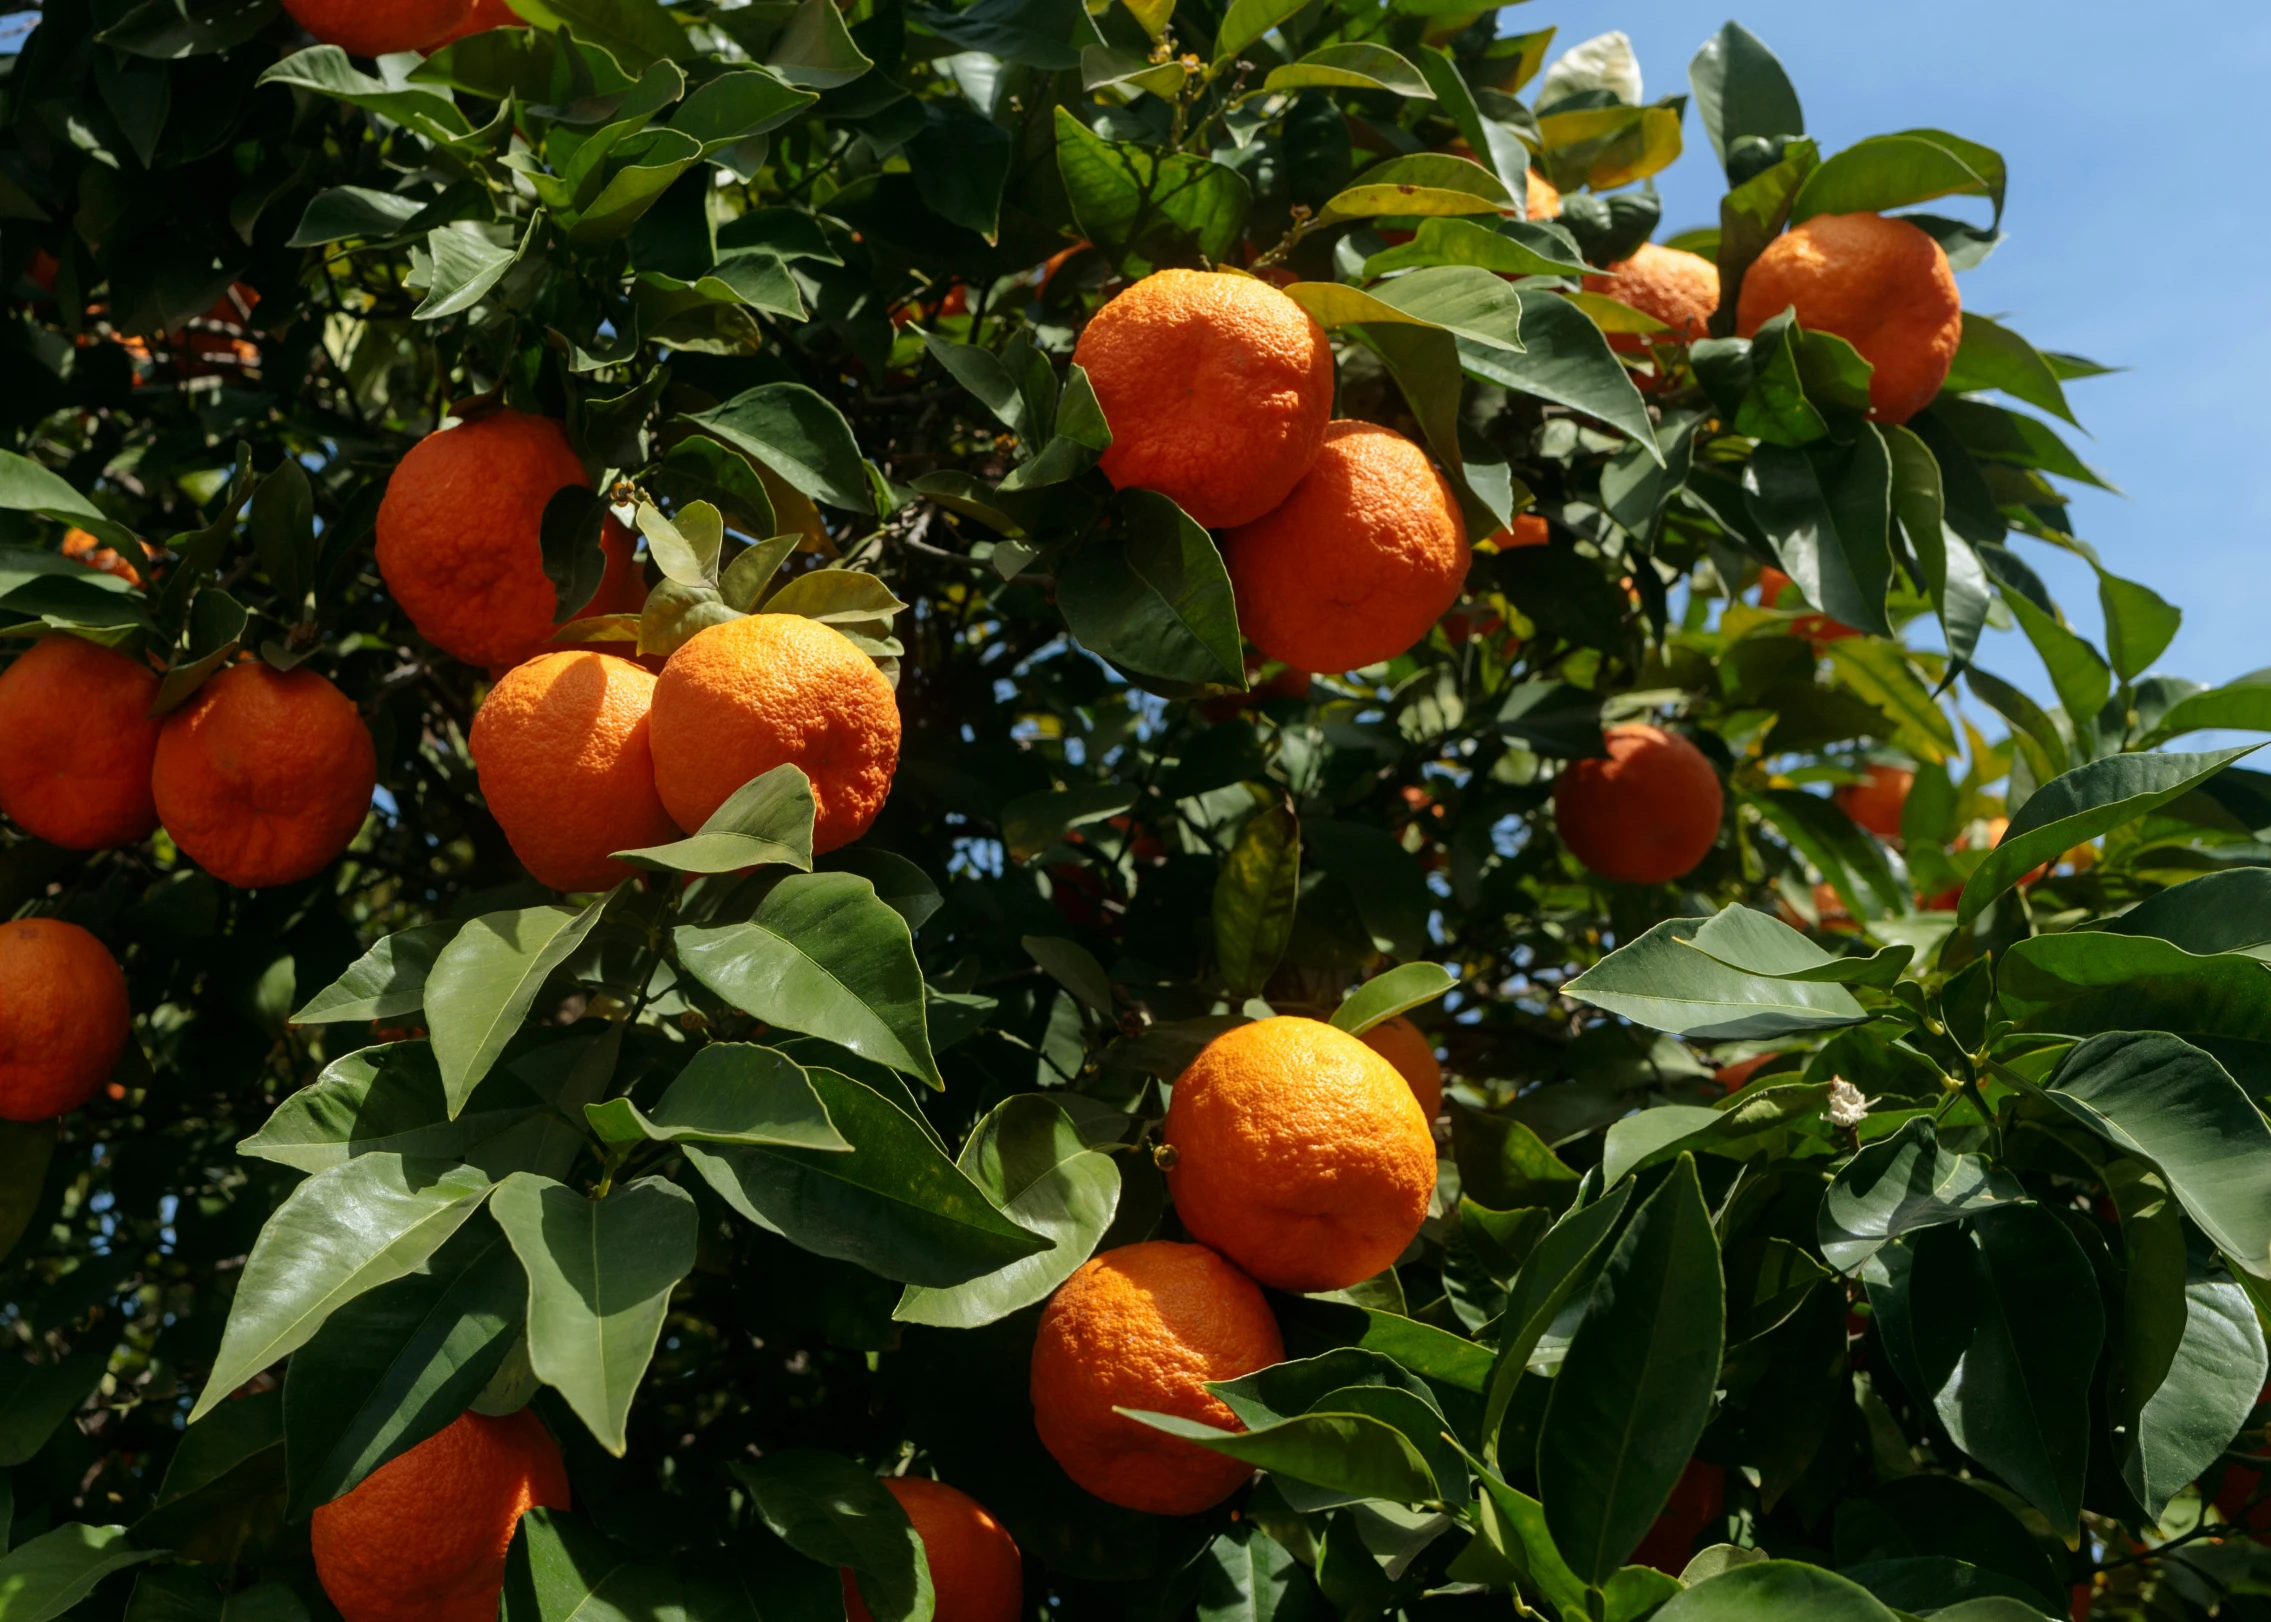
[1532,0,2271,704]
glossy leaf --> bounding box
[1053,107,1249,278]
[1656,1561,1900,1620]
[1818,1118,2025,1274]
[1121,1409,1437,1506]
[426,896,613,1114]
[613,764,816,874]
[291,922,458,1024]
[737,1450,932,1622]
[0,1524,160,1620]
[1331,963,1456,1036]
[1056,491,1244,691]
[506,1506,686,1621]
[1566,917,1869,1040]
[1688,21,1804,172]
[686,383,872,513]
[237,1042,543,1174]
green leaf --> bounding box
[100,0,282,60]
[130,1391,286,1563]
[767,0,874,87]
[237,1041,543,1175]
[426,896,613,1114]
[1655,1561,1900,1621]
[1057,491,1244,691]
[1212,0,1305,62]
[0,454,140,554]
[764,569,909,626]
[1565,917,1869,1040]
[1456,294,1660,462]
[291,921,459,1024]
[999,784,1138,864]
[1196,1523,1325,1622]
[683,1068,1050,1286]
[2097,570,2181,683]
[1314,184,1501,229]
[1263,43,1429,98]
[490,1172,696,1456]
[1121,1409,1438,1506]
[281,1220,524,1517]
[894,1095,1121,1328]
[685,384,873,513]
[256,47,473,143]
[190,1155,492,1423]
[654,436,779,540]
[1688,21,1804,173]
[1052,107,1250,279]
[0,1524,160,1620]
[1942,313,2078,427]
[2000,586,2109,739]
[737,1451,932,1622]
[1332,963,1456,1036]
[416,219,532,320]
[0,1120,53,1266]
[613,764,816,874]
[1996,932,2271,1045]
[1213,798,1300,1000]
[1450,1105,1579,1214]
[506,1506,685,1620]
[504,0,691,68]
[1539,1154,1725,1585]
[2104,868,2271,957]
[1966,666,2069,790]
[1792,129,2004,227]
[676,871,942,1087]
[1744,431,1894,638]
[2141,669,2271,746]
[592,1042,847,1151]
[1748,789,1908,920]
[0,1354,109,1469]
[1361,217,1590,280]
[1884,422,1989,670]
[1817,1118,2025,1274]
[1363,266,1525,352]
[1956,746,2259,922]
[2044,1033,2271,1278]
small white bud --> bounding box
[1826,1076,1871,1131]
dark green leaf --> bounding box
[736,1450,931,1622]
[685,384,872,513]
[292,922,459,1024]
[427,896,614,1112]
[1688,22,1804,173]
[1056,492,1244,691]
[1743,432,1894,639]
[1817,1118,2025,1274]
[1053,107,1250,278]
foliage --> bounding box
[2,1,2269,1620]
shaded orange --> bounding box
[283,0,471,54]
[648,614,900,852]
[0,919,130,1122]
[1165,1016,1437,1291]
[1225,422,1469,673]
[1735,213,1961,424]
[1073,269,1334,528]
[61,527,148,587]
[1712,1052,1778,1093]
[1631,1460,1725,1573]
[376,413,631,671]
[1361,1014,1444,1120]
[1527,170,1561,220]
[0,635,162,850]
[313,1410,568,1622]
[1755,566,1860,643]
[1583,242,1720,353]
[471,652,677,891]
[152,662,377,888]
[1030,1241,1283,1515]
[842,1478,1022,1622]
[1553,724,1723,885]
[1836,765,1913,841]
[429,0,521,46]
[1483,513,1549,550]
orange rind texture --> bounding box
[0,635,162,851]
[1361,1014,1445,1120]
[1584,241,1721,353]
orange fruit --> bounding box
[1361,1014,1444,1120]
[1836,765,1913,841]
[1225,422,1470,673]
[1553,724,1723,885]
[1754,566,1859,643]
[1735,213,1961,424]
[1526,170,1561,220]
[1583,242,1720,353]
[0,635,162,850]
[842,1477,1021,1622]
[1483,512,1550,550]
[61,527,148,587]
[152,662,377,889]
[648,614,900,852]
[1072,269,1334,529]
[376,414,647,672]
[1631,1460,1726,1574]
[1164,1016,1437,1292]
[430,0,521,46]
[282,0,472,55]
[312,1409,568,1622]
[1030,1241,1283,1515]
[469,652,677,891]
[0,919,131,1122]
[1712,1052,1778,1093]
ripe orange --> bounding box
[1225,422,1470,673]
[0,635,162,850]
[1755,566,1859,643]
[0,919,131,1122]
[649,614,901,853]
[842,1477,1021,1622]
[1484,513,1550,550]
[1735,213,1961,424]
[1631,1460,1726,1573]
[1030,1241,1283,1515]
[470,652,677,891]
[1164,1017,1437,1291]
[1072,269,1334,529]
[1361,1014,1444,1120]
[282,0,472,55]
[1712,1052,1778,1093]
[1526,170,1561,220]
[1553,724,1723,885]
[376,414,647,672]
[1836,764,1913,841]
[61,527,148,587]
[430,0,521,46]
[1583,242,1720,352]
[152,662,377,889]
[312,1409,568,1622]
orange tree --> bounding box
[3,1,2271,1619]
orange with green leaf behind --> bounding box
[841,1477,1022,1622]
[1362,1014,1444,1119]
[151,662,376,889]
[0,633,161,851]
[1554,724,1724,885]
[1071,269,1334,528]
[0,918,131,1123]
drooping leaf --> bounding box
[736,1449,933,1622]
[1052,107,1250,278]
[612,765,816,874]
[1566,917,1869,1040]
[425,897,613,1114]
[291,922,459,1025]
[1056,492,1244,691]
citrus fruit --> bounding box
[1361,1014,1444,1120]
[842,1477,1021,1622]
[152,662,377,889]
[1224,422,1470,674]
[1484,513,1549,550]
[0,919,131,1123]
[1553,724,1723,885]
[1631,1460,1726,1573]
[1734,212,1962,424]
[1836,765,1913,841]
[430,0,520,46]
[312,1409,568,1622]
[1071,269,1334,528]
[0,634,162,850]
[1755,565,1859,643]
[1712,1052,1779,1093]
[1527,170,1561,219]
[282,0,472,55]
[1030,1241,1283,1515]
[1163,1016,1437,1292]
[648,613,901,852]
[61,527,147,586]
[376,413,647,671]
[1583,241,1720,351]
[470,652,678,891]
